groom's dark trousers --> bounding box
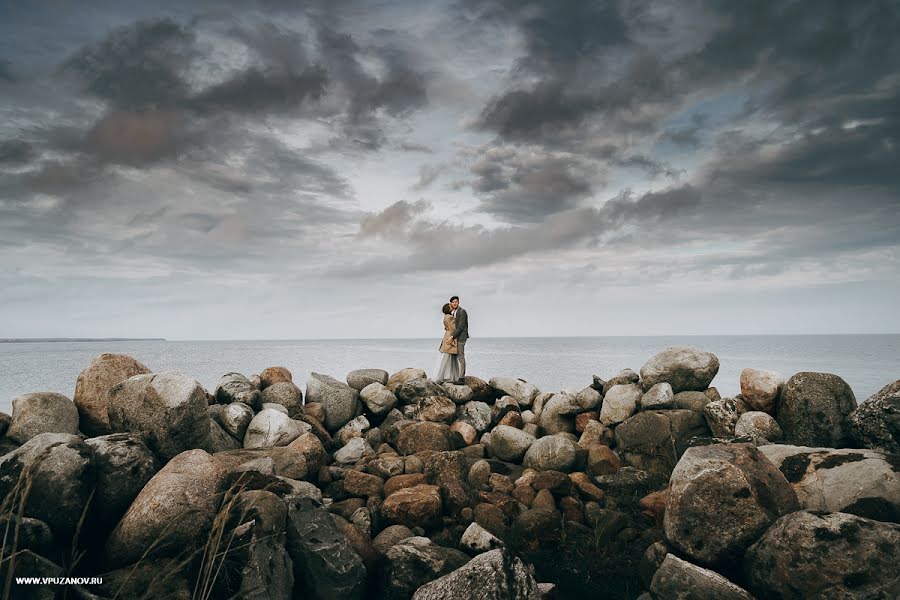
[457,339,466,379]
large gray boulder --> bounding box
[73,353,152,436]
[664,443,799,566]
[260,382,304,418]
[536,393,578,435]
[412,548,542,600]
[488,377,540,407]
[382,538,470,600]
[456,401,492,433]
[744,511,900,599]
[600,384,642,426]
[395,379,448,405]
[522,434,578,472]
[85,433,160,529]
[734,411,783,444]
[243,409,307,448]
[640,347,719,393]
[777,372,857,447]
[216,372,261,409]
[107,372,212,460]
[105,449,227,568]
[7,392,80,443]
[614,409,709,478]
[650,554,754,600]
[306,373,360,432]
[359,382,398,417]
[287,497,366,600]
[347,369,389,391]
[0,433,94,537]
[640,383,675,410]
[703,397,745,438]
[760,444,900,523]
[220,402,255,440]
[490,425,536,462]
[739,368,783,414]
[208,418,242,452]
[848,380,900,454]
[213,447,309,479]
[387,368,428,392]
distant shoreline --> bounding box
[0,338,166,343]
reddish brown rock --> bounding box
[332,514,379,575]
[304,402,326,423]
[498,412,523,428]
[397,421,454,455]
[380,484,443,529]
[287,432,327,474]
[576,412,599,433]
[559,496,584,524]
[570,472,605,503]
[532,471,572,495]
[343,469,385,498]
[532,489,556,511]
[587,443,622,477]
[74,353,151,435]
[384,473,427,498]
[640,489,668,528]
[259,366,293,389]
[474,502,508,539]
[478,491,519,518]
[512,484,538,508]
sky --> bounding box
[1,0,899,340]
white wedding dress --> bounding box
[432,351,459,382]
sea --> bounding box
[1,335,899,414]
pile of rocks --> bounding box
[1,347,898,599]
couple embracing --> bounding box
[433,295,468,384]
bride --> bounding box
[432,302,460,382]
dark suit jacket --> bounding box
[453,308,469,342]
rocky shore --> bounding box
[1,347,898,599]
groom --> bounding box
[449,295,468,383]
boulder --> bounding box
[396,379,448,405]
[460,521,503,554]
[336,415,370,446]
[510,508,563,555]
[602,369,641,395]
[387,368,428,392]
[703,397,745,438]
[640,383,675,410]
[537,394,577,435]
[244,409,306,448]
[522,435,578,473]
[95,557,192,600]
[489,377,540,407]
[333,437,375,464]
[260,382,304,418]
[382,539,470,600]
[347,368,389,391]
[287,433,328,473]
[442,383,474,404]
[614,410,708,478]
[650,554,754,600]
[0,412,9,438]
[380,484,443,529]
[664,443,799,566]
[0,433,94,537]
[848,380,900,454]
[491,425,536,462]
[85,433,160,529]
[224,490,293,600]
[673,391,711,413]
[739,368,783,413]
[418,396,457,423]
[422,450,470,513]
[0,516,54,558]
[359,382,398,417]
[107,372,212,460]
[397,422,454,455]
[7,392,79,443]
[343,469,385,498]
[744,511,900,599]
[73,353,151,435]
[599,384,641,426]
[760,444,900,522]
[457,401,493,434]
[216,372,261,409]
[221,402,255,440]
[777,372,857,447]
[373,524,415,554]
[259,366,293,389]
[105,449,228,568]
[734,411,783,444]
[287,497,366,600]
[213,447,308,479]
[640,347,719,393]
[412,548,541,600]
[306,373,361,432]
[463,376,495,403]
[207,419,243,453]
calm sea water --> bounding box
[1,335,898,414]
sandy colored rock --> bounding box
[73,353,151,435]
[8,392,79,443]
[380,484,443,529]
[739,368,783,413]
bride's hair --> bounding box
[442,303,452,314]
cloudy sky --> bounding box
[1,0,899,340]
